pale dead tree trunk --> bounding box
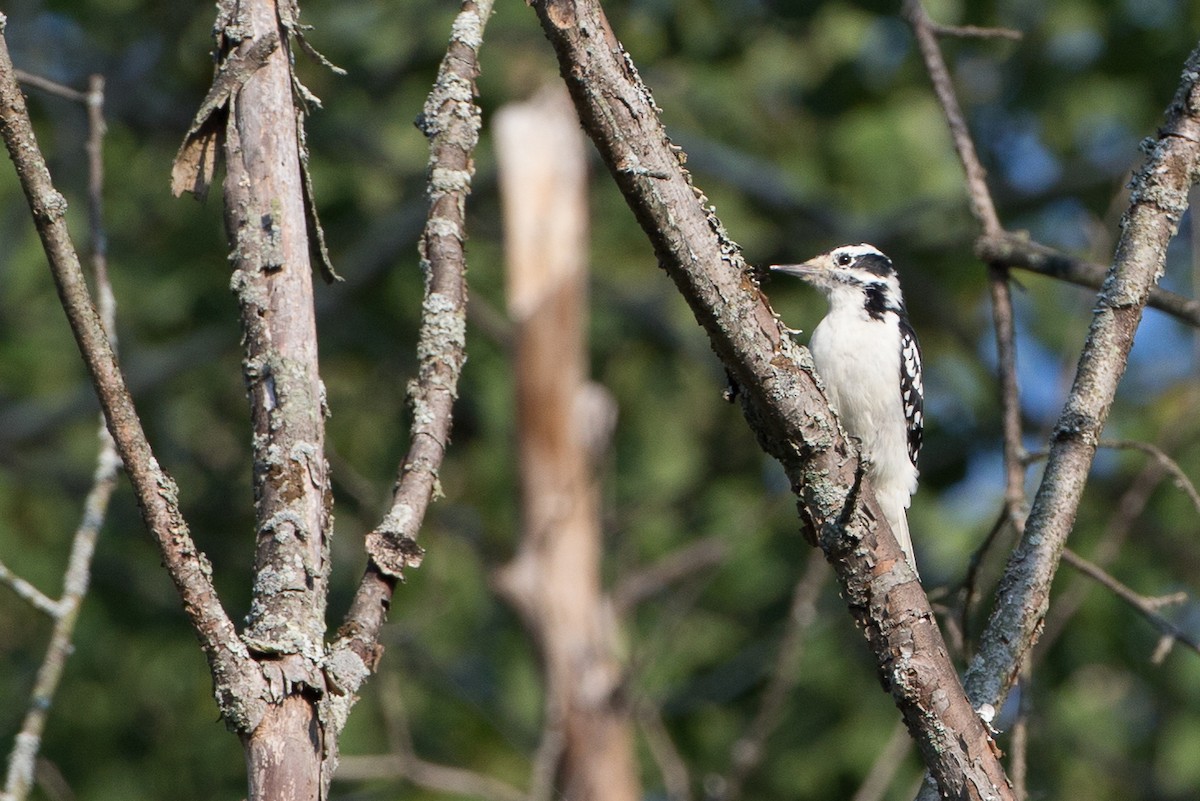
[493,87,640,801]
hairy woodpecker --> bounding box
[771,244,924,577]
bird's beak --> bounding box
[770,256,827,278]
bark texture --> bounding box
[493,86,640,801]
[530,1,1012,798]
[200,1,332,794]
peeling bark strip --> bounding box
[962,44,1200,714]
[173,0,339,283]
[530,1,1013,797]
[322,0,493,789]
[170,31,279,199]
[0,22,270,732]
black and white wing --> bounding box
[898,317,923,467]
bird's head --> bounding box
[770,243,903,315]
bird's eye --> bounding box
[836,253,852,266]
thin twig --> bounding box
[613,537,728,614]
[1023,438,1200,515]
[331,670,528,801]
[3,73,121,801]
[527,705,565,801]
[929,22,1023,41]
[0,561,59,616]
[1096,439,1200,514]
[1061,548,1199,656]
[638,703,693,801]
[904,0,1027,529]
[904,0,1002,236]
[958,507,1012,659]
[1039,448,1173,650]
[722,555,830,801]
[13,69,86,102]
[850,720,915,801]
[334,754,528,801]
[1009,661,1031,801]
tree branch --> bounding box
[2,72,116,801]
[961,40,1200,715]
[1061,548,1199,657]
[612,536,728,614]
[324,0,492,781]
[977,232,1200,329]
[0,15,267,734]
[904,0,1028,527]
[529,1,1012,797]
[721,555,829,801]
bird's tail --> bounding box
[880,491,919,580]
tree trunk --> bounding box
[494,86,640,801]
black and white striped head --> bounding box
[771,244,905,320]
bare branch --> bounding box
[904,0,1003,236]
[722,555,829,801]
[1061,548,1200,656]
[2,73,117,801]
[1024,438,1200,516]
[1009,662,1031,801]
[0,17,266,733]
[0,561,58,616]
[324,0,493,777]
[333,671,529,801]
[958,509,1013,659]
[978,232,1200,329]
[612,536,728,614]
[13,69,86,102]
[850,720,915,801]
[529,1,1012,797]
[962,41,1200,716]
[334,755,528,801]
[1102,439,1200,512]
[929,22,1023,41]
[638,703,692,801]
[904,0,1027,527]
[3,438,119,801]
[1038,445,1170,650]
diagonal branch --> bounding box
[722,555,830,801]
[529,1,1012,797]
[961,40,1200,715]
[1061,548,1199,657]
[323,0,493,784]
[0,16,267,734]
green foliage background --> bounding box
[3,0,1200,799]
